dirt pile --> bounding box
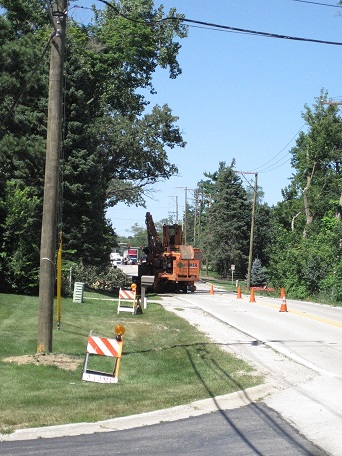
[4,353,82,371]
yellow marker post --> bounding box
[113,325,125,379]
[57,232,62,330]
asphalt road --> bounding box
[0,404,328,455]
[176,283,342,378]
[162,282,342,455]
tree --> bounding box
[0,0,188,292]
[60,2,188,266]
[199,161,251,277]
[127,223,148,249]
[253,202,273,268]
[250,258,267,287]
[0,0,50,293]
[0,181,41,293]
[267,92,342,300]
[289,90,342,235]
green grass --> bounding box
[0,292,262,433]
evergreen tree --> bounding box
[0,0,188,292]
[250,258,267,287]
[199,161,251,277]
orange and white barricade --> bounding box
[117,286,137,315]
[82,332,124,384]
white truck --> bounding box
[123,248,139,265]
[110,252,123,268]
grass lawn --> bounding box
[0,291,263,434]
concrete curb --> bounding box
[0,384,273,441]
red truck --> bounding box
[123,248,139,265]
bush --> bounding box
[70,263,130,293]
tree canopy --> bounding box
[268,91,342,300]
[198,161,251,277]
[1,0,342,303]
[0,0,188,293]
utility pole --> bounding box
[178,187,199,244]
[168,195,178,223]
[236,171,258,290]
[247,173,258,290]
[184,187,187,244]
[193,188,199,245]
[177,187,188,243]
[37,0,67,353]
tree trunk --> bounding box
[337,192,342,219]
[302,153,316,237]
[291,212,301,231]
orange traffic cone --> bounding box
[249,287,256,303]
[210,283,214,295]
[280,287,285,298]
[237,285,242,299]
[279,296,288,312]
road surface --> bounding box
[161,281,342,455]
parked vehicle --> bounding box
[138,212,203,293]
[110,252,123,268]
[123,248,139,265]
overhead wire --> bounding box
[251,123,307,173]
[174,17,342,46]
[92,1,342,177]
[289,0,342,8]
[97,0,342,47]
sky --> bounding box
[72,0,342,236]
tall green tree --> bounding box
[268,92,342,300]
[0,0,50,292]
[289,90,342,235]
[199,161,251,277]
[0,0,188,293]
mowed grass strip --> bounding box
[0,292,262,433]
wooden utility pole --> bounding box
[37,0,67,353]
[184,187,187,244]
[236,171,258,290]
[247,173,258,290]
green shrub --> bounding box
[70,263,130,293]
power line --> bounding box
[289,0,342,8]
[177,17,342,46]
[257,156,292,174]
[96,0,342,47]
[251,123,307,173]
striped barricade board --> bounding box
[82,335,123,384]
[117,288,136,315]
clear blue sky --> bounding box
[73,0,342,236]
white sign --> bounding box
[231,264,235,271]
